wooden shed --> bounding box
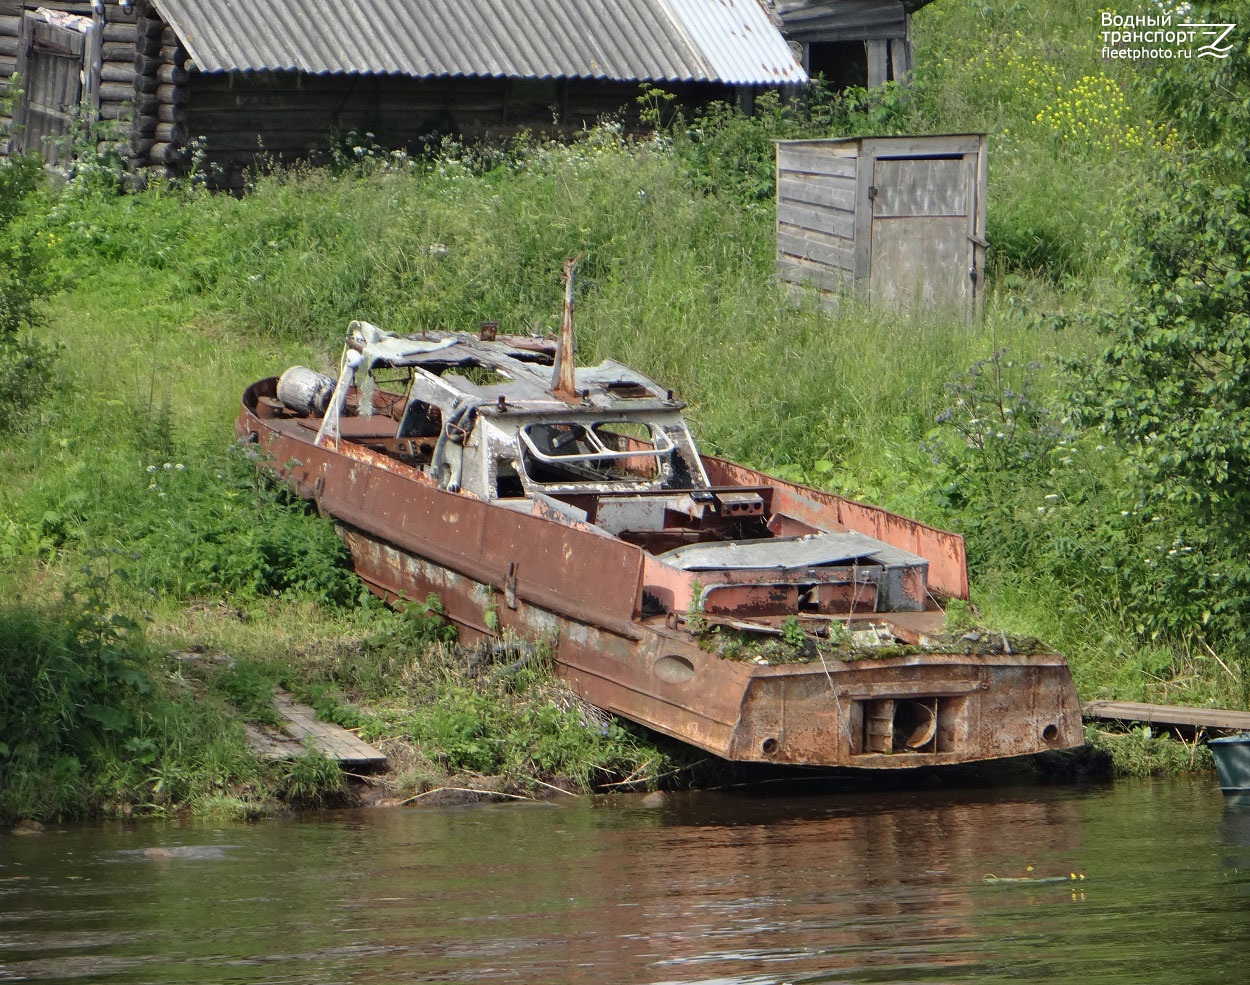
[775,133,987,318]
[771,0,939,89]
[1,0,805,189]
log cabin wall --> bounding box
[1,0,713,178]
[117,0,738,191]
[1,0,137,159]
[128,1,182,175]
[5,0,787,186]
[162,71,721,192]
[0,0,24,143]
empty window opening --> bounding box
[519,421,672,486]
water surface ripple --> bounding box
[1,777,1246,984]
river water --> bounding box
[2,776,1247,984]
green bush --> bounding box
[0,554,249,821]
[987,199,1080,278]
[110,443,362,605]
[0,334,59,434]
[206,659,282,726]
[1075,29,1250,673]
[0,151,59,431]
[0,154,55,335]
[274,747,344,807]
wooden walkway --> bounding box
[244,691,387,769]
[1082,700,1250,734]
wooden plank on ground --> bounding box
[1082,700,1250,733]
[245,692,387,768]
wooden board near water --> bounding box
[244,691,387,769]
[1082,700,1250,734]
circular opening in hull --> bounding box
[897,700,937,749]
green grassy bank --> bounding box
[2,1,1247,821]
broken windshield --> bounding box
[518,421,673,486]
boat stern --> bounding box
[724,652,1083,767]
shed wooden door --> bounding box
[867,153,981,316]
[14,17,86,165]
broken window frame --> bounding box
[517,419,675,488]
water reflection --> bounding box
[0,778,1243,985]
[1218,804,1250,847]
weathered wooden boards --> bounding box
[0,2,138,157]
[1082,700,1250,734]
[775,134,988,320]
[245,691,387,769]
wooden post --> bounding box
[867,40,888,88]
[889,37,912,84]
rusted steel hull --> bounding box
[237,376,1083,769]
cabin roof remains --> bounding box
[768,0,940,87]
[346,325,677,412]
[152,0,807,85]
[771,0,937,42]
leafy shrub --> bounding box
[926,348,1064,531]
[828,81,918,133]
[0,554,153,820]
[1088,724,1213,778]
[669,91,795,202]
[392,640,656,789]
[122,445,363,606]
[361,594,457,659]
[0,146,60,437]
[0,155,55,336]
[408,683,501,774]
[0,150,42,227]
[206,659,282,726]
[987,200,1080,278]
[0,335,59,434]
[1076,33,1250,669]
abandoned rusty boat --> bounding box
[237,282,1082,769]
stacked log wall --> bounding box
[0,1,18,143]
[95,4,137,154]
[129,3,181,172]
[4,0,746,182]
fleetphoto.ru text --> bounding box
[1100,9,1236,60]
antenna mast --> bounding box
[551,256,579,401]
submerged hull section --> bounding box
[238,365,1083,770]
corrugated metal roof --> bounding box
[774,0,907,41]
[153,0,806,85]
[771,0,938,38]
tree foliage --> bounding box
[1085,16,1250,656]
